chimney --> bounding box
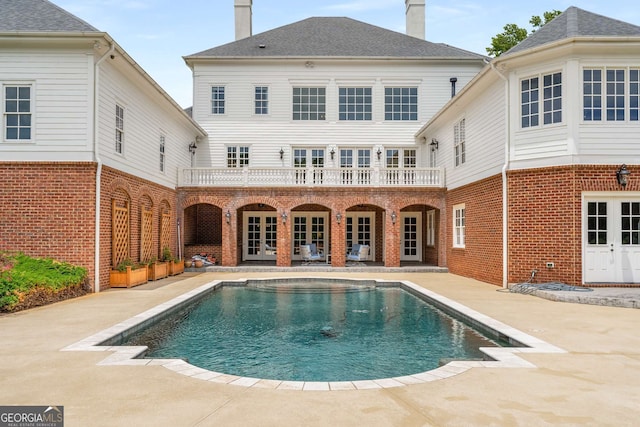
[405,0,425,39]
[234,0,252,40]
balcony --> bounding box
[178,167,445,188]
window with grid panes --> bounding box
[4,85,32,140]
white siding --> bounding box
[0,48,93,160]
[97,59,199,188]
[508,55,640,169]
[430,78,506,190]
[191,60,483,168]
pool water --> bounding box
[124,284,500,382]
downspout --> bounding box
[489,60,510,288]
[93,41,115,293]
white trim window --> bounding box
[521,71,562,128]
[227,146,249,168]
[583,68,640,122]
[254,86,268,115]
[454,118,466,167]
[3,84,32,141]
[159,135,166,173]
[115,104,124,154]
[292,87,326,120]
[338,87,372,120]
[384,87,418,121]
[453,204,465,248]
[211,86,225,115]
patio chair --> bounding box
[300,244,323,265]
[347,244,370,266]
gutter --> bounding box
[489,61,510,289]
[93,41,115,293]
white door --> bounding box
[291,213,328,259]
[243,213,278,261]
[401,213,422,261]
[346,213,374,260]
[584,197,640,283]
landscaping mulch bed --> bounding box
[1,282,89,313]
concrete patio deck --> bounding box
[1,271,639,426]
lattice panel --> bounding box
[112,200,130,266]
[161,212,171,254]
[141,207,153,262]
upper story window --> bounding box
[583,68,639,122]
[211,86,225,115]
[453,204,465,248]
[227,146,249,167]
[292,87,325,120]
[384,87,417,121]
[521,77,539,127]
[159,135,166,172]
[631,70,639,121]
[4,84,32,141]
[255,86,268,115]
[339,87,372,120]
[294,148,325,168]
[454,118,466,167]
[521,72,562,128]
[385,148,417,168]
[115,104,124,154]
[543,72,562,124]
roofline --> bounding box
[415,35,640,136]
[184,55,486,65]
[0,31,206,137]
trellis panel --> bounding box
[112,199,130,267]
[141,207,154,262]
[161,212,171,253]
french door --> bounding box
[243,212,278,261]
[401,213,422,261]
[292,213,328,259]
[346,213,374,259]
[584,196,640,283]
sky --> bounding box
[56,0,640,109]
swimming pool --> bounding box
[120,281,502,382]
[63,278,565,391]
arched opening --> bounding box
[400,204,440,265]
[290,204,331,261]
[345,204,384,264]
[238,203,278,264]
[183,203,222,262]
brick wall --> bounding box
[178,187,447,267]
[447,174,503,285]
[100,166,178,290]
[508,164,639,286]
[0,162,97,285]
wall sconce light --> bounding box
[225,210,231,224]
[617,164,630,187]
[330,148,335,160]
[430,138,439,151]
[188,141,197,154]
[279,148,284,159]
[281,211,288,224]
[336,212,342,224]
[377,148,382,160]
[390,211,397,225]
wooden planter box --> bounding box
[169,260,184,276]
[148,262,169,281]
[110,265,148,288]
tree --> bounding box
[487,10,562,57]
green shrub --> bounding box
[0,252,87,310]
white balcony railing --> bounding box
[178,167,444,188]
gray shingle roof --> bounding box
[186,17,485,60]
[506,6,640,55]
[0,0,98,33]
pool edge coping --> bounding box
[61,277,566,391]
